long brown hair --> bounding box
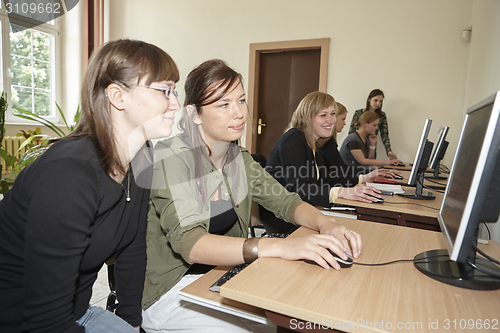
[180,59,243,208]
[288,91,336,150]
[68,39,179,176]
[365,89,384,116]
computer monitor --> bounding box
[428,126,450,179]
[414,91,500,290]
[397,119,436,200]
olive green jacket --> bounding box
[142,136,303,308]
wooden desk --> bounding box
[335,188,443,231]
[221,219,500,333]
[179,266,272,325]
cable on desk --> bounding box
[417,179,445,194]
[383,201,440,211]
[482,222,492,240]
[423,177,446,186]
[353,254,448,266]
[472,243,500,266]
[466,261,500,279]
[439,164,450,174]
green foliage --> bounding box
[0,100,80,195]
[0,91,13,194]
[14,103,80,137]
[10,24,53,117]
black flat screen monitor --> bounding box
[428,126,450,179]
[398,119,435,200]
[414,91,500,290]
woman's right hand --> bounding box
[338,185,382,203]
[387,158,403,165]
[260,233,358,270]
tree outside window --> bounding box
[10,23,54,117]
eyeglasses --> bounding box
[117,82,178,99]
[136,85,179,99]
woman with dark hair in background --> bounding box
[348,89,399,161]
[142,60,362,333]
[0,39,180,333]
[266,92,399,208]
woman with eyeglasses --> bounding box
[141,60,362,333]
[0,39,180,333]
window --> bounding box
[1,3,59,123]
[10,24,55,117]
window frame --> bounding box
[0,5,61,125]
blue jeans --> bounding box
[76,305,138,333]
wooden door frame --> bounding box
[245,38,330,153]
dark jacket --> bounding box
[266,128,362,207]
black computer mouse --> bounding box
[367,194,384,203]
[394,174,404,180]
[304,250,354,268]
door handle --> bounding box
[258,118,266,135]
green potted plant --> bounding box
[0,102,80,195]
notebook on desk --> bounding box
[366,182,405,194]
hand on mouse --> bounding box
[259,234,350,270]
[363,168,401,182]
[338,185,382,203]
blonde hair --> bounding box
[288,92,336,150]
[354,111,380,128]
[332,102,347,141]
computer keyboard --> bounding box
[325,203,355,211]
[209,263,248,292]
[209,233,290,292]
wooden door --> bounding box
[246,38,330,156]
[255,49,320,159]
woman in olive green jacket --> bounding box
[142,59,363,333]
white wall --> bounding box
[106,0,499,243]
[107,0,474,166]
[465,0,500,243]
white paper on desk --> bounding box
[366,183,405,194]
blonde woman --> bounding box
[340,111,403,167]
[332,101,348,141]
[266,92,399,208]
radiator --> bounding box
[1,136,28,175]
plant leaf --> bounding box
[14,108,66,137]
[56,103,70,131]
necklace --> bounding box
[121,170,131,202]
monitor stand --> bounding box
[397,172,436,200]
[414,249,500,290]
[427,163,448,180]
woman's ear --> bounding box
[187,105,202,125]
[106,83,125,111]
